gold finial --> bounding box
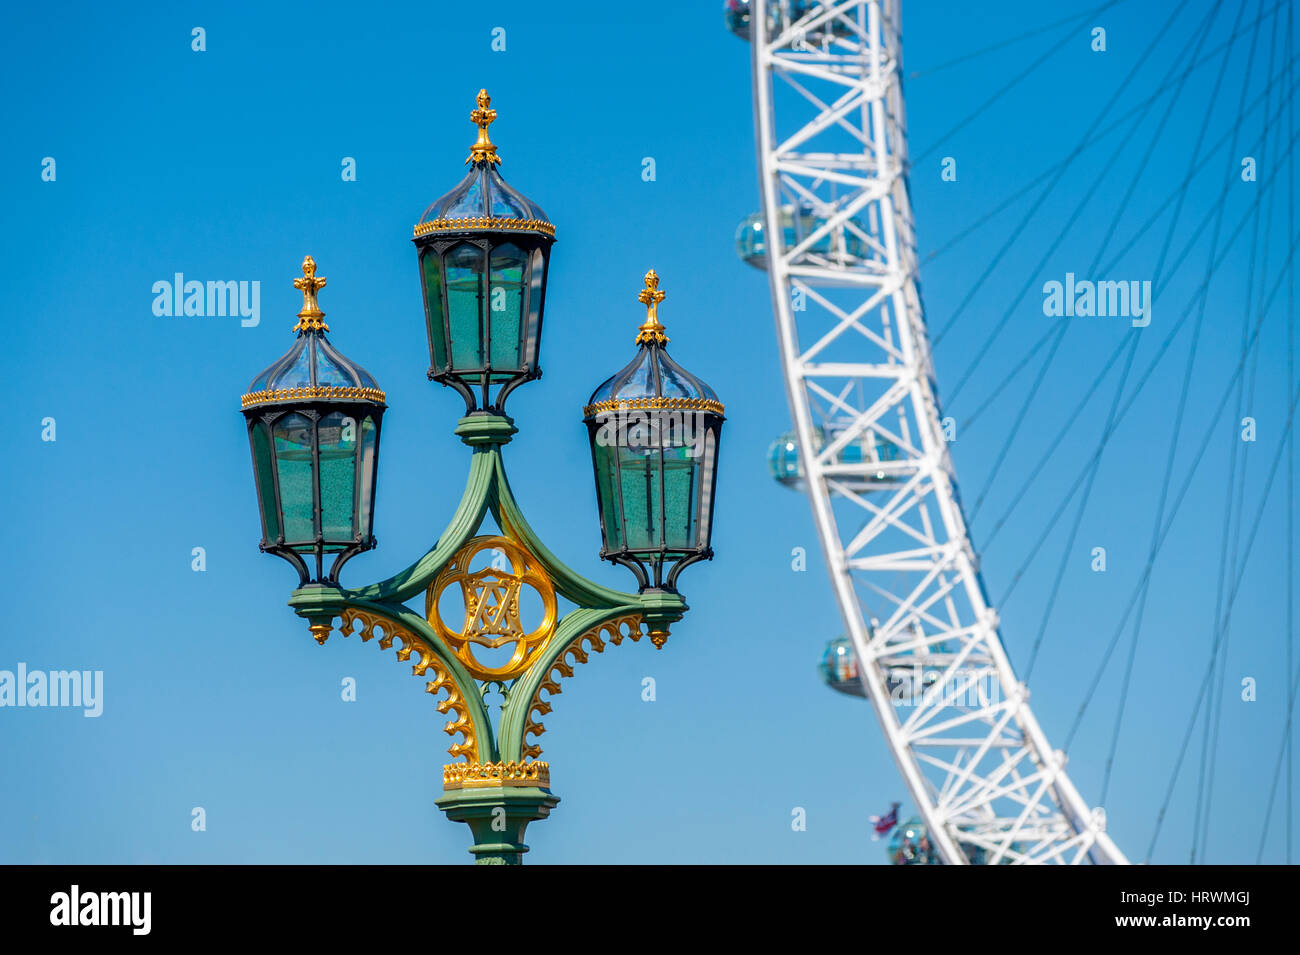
[467,88,501,165]
[634,269,669,346]
[292,255,329,333]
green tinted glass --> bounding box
[661,445,699,552]
[445,243,484,370]
[592,438,624,551]
[488,243,526,374]
[273,412,316,544]
[357,416,377,537]
[524,248,544,368]
[616,444,659,551]
[421,251,447,371]
[317,411,358,543]
[250,419,280,542]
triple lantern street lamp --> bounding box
[237,90,725,863]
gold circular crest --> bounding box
[426,535,558,680]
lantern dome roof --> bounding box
[414,90,554,241]
[584,271,724,418]
[241,256,385,411]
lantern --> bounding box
[240,256,386,585]
[583,271,724,591]
[412,89,554,413]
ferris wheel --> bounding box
[729,0,1130,865]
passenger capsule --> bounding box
[724,1,860,42]
[766,427,906,491]
[887,817,941,865]
[736,205,871,270]
[818,636,867,697]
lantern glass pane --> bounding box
[445,243,484,369]
[592,437,623,551]
[661,442,699,552]
[421,251,447,370]
[318,411,358,544]
[489,243,526,374]
[616,443,659,551]
[525,248,544,368]
[696,428,717,548]
[273,412,316,544]
[250,419,280,542]
[357,416,377,537]
[283,340,313,384]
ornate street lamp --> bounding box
[413,89,555,414]
[239,90,724,864]
[584,270,725,599]
[240,256,386,587]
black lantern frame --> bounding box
[240,255,387,588]
[411,89,555,416]
[414,227,554,414]
[583,270,725,593]
[584,400,724,592]
[243,397,386,587]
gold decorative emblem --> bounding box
[426,536,558,681]
[634,269,670,346]
[292,255,329,333]
[467,88,501,165]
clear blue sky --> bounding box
[1,0,1295,864]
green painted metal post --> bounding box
[435,786,560,865]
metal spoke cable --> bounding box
[978,65,1300,565]
[1098,0,1273,810]
[907,0,1126,81]
[1255,4,1297,864]
[1066,191,1300,770]
[1192,237,1259,861]
[1193,5,1286,862]
[1258,646,1300,861]
[1289,3,1296,866]
[963,1,1227,527]
[927,0,1198,349]
[944,4,1228,408]
[927,0,1289,345]
[996,152,1283,617]
[1147,332,1300,860]
[1018,1,1251,684]
[1021,336,1141,677]
[958,51,1300,433]
[909,2,1123,166]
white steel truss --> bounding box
[747,0,1127,864]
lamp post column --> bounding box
[435,781,560,865]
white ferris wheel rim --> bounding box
[747,0,1128,864]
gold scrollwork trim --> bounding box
[241,386,387,409]
[582,396,725,417]
[335,608,477,762]
[521,614,644,760]
[442,760,550,791]
[413,216,555,238]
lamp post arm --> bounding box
[497,605,646,763]
[345,445,497,604]
[489,450,642,608]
